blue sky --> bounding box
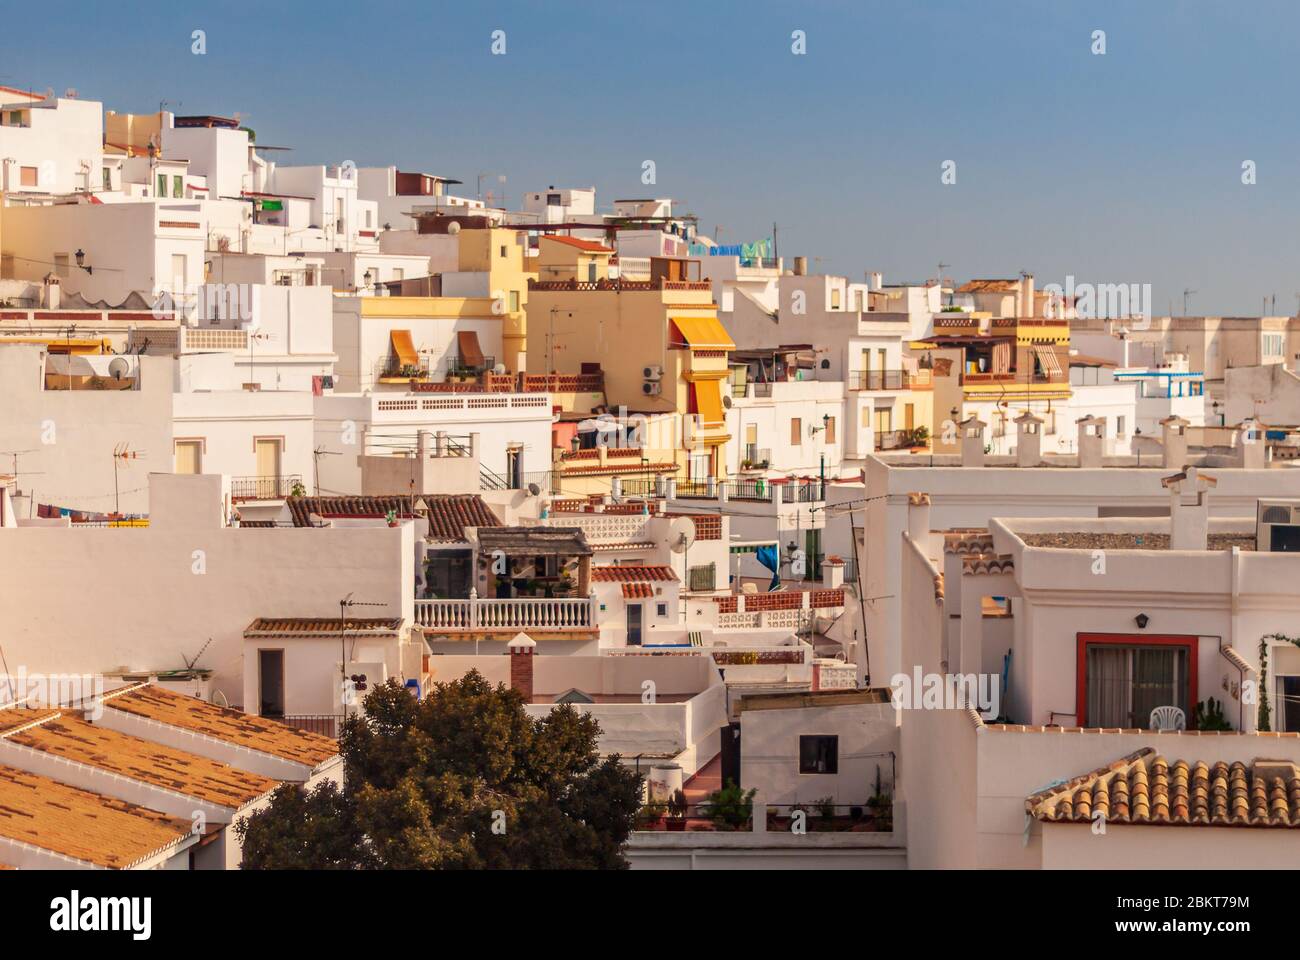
[4,0,1297,314]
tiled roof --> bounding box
[423,494,502,541]
[0,708,61,736]
[0,764,192,869]
[287,495,416,527]
[1027,747,1300,828]
[591,565,679,583]
[943,530,994,555]
[245,617,404,638]
[478,526,592,556]
[622,582,655,598]
[962,554,1014,575]
[101,685,339,767]
[544,235,614,254]
[4,715,279,809]
[955,279,1021,294]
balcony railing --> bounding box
[414,596,595,631]
[875,430,910,451]
[849,369,931,391]
[230,474,303,500]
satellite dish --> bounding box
[722,394,734,409]
[494,362,507,375]
[527,482,542,497]
[210,689,229,708]
[668,516,696,554]
[448,221,461,235]
[108,357,130,380]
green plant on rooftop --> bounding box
[704,778,756,831]
[1193,697,1232,732]
[236,671,643,869]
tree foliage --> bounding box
[236,671,642,869]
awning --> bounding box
[693,381,726,426]
[1033,345,1063,378]
[670,316,735,350]
[457,330,485,367]
[390,329,418,368]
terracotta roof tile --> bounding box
[0,708,60,736]
[622,582,655,599]
[591,565,679,583]
[102,685,339,767]
[1027,747,1300,827]
[245,617,403,638]
[0,764,191,868]
[287,495,416,527]
[5,715,279,809]
[544,235,615,254]
[422,494,502,541]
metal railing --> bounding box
[875,429,911,452]
[282,714,345,739]
[848,369,927,391]
[722,479,774,502]
[620,477,659,496]
[414,596,595,631]
[230,474,303,500]
[676,479,712,498]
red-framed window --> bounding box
[1076,633,1198,728]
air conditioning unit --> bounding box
[642,381,661,396]
[642,365,663,381]
[1256,499,1300,552]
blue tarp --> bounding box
[755,544,781,591]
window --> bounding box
[656,602,668,618]
[688,563,716,591]
[1080,635,1193,728]
[19,166,37,187]
[172,175,184,198]
[102,167,112,191]
[156,174,166,197]
[508,290,519,312]
[1264,334,1285,357]
[174,440,202,474]
[791,417,802,446]
[587,261,597,283]
[1116,415,1126,437]
[499,245,508,258]
[799,735,838,774]
[831,288,841,309]
[904,403,915,431]
[547,193,562,206]
[824,416,836,444]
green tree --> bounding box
[236,671,642,869]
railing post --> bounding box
[772,483,783,507]
[706,475,716,498]
[665,477,677,500]
[717,481,728,505]
[610,476,622,500]
[469,588,479,630]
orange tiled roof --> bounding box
[0,708,60,736]
[622,582,655,599]
[5,715,279,809]
[591,565,679,583]
[1027,747,1300,828]
[102,685,339,767]
[0,763,191,868]
[245,617,403,638]
[544,235,614,254]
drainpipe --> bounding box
[1230,546,1243,729]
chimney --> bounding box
[417,430,433,458]
[793,256,807,276]
[959,417,987,468]
[1159,415,1189,470]
[507,632,536,701]
[1014,411,1043,467]
[821,555,845,590]
[907,492,933,555]
[870,271,883,291]
[1163,466,1215,551]
[1076,415,1105,468]
[42,273,60,310]
[1019,273,1035,319]
[1236,419,1268,469]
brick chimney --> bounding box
[1014,411,1043,467]
[1163,465,1215,551]
[1159,415,1189,470]
[507,632,536,701]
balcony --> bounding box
[230,474,303,501]
[414,596,596,632]
[848,369,932,391]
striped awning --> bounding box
[1033,345,1062,378]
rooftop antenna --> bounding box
[1182,288,1196,317]
[312,445,341,496]
[181,637,214,672]
[936,262,950,287]
[338,593,388,699]
[111,443,145,515]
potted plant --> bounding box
[637,799,668,830]
[289,480,307,498]
[385,509,398,528]
[704,779,756,831]
[666,789,688,831]
[868,765,893,831]
[1194,697,1233,731]
[816,795,836,823]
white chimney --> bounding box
[1019,273,1035,319]
[1159,415,1189,470]
[42,273,61,310]
[1163,466,1215,551]
[1014,411,1043,467]
[1236,419,1268,469]
[1076,415,1105,468]
[959,417,987,468]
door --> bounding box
[255,438,282,499]
[905,403,915,431]
[506,448,523,489]
[626,603,644,646]
[174,440,202,475]
[258,649,285,717]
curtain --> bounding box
[1087,644,1188,727]
[1087,646,1131,726]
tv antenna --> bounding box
[111,443,145,515]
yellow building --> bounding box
[454,228,535,374]
[526,242,733,480]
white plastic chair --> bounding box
[1149,705,1186,731]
